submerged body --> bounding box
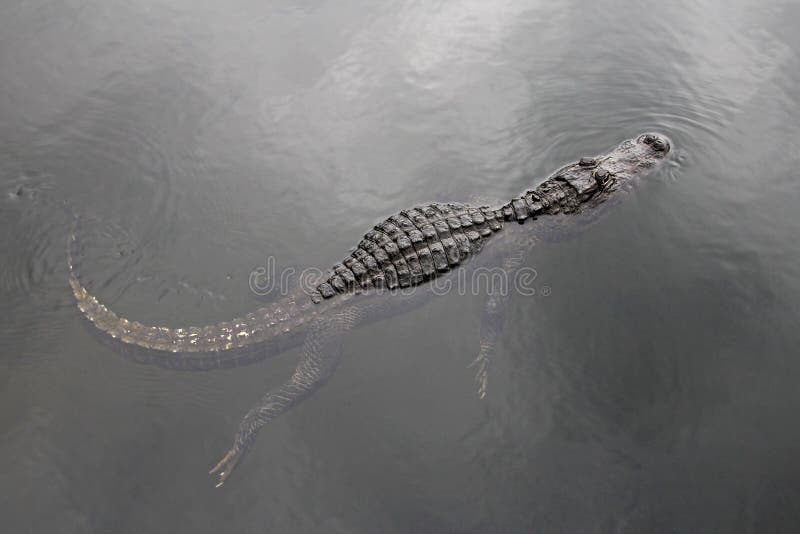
[68,133,671,485]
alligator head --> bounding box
[553,132,671,206]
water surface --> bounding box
[2,0,800,531]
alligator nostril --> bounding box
[652,138,666,151]
[641,134,655,145]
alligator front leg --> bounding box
[471,247,528,399]
[209,306,363,487]
[471,294,503,399]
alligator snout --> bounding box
[637,132,670,153]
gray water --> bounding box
[2,0,800,532]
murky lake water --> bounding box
[2,0,800,531]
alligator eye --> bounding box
[579,157,596,167]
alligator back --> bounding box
[313,202,505,300]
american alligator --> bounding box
[68,133,671,486]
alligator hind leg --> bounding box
[210,306,363,487]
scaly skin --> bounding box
[68,133,671,485]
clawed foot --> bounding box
[468,351,490,400]
[209,446,243,488]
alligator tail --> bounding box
[67,214,318,358]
